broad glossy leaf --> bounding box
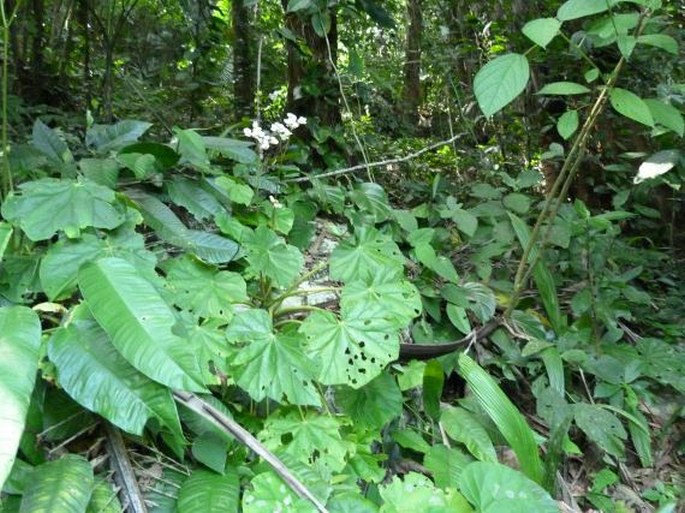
[226,309,320,405]
[86,479,122,513]
[441,407,497,462]
[557,0,609,21]
[203,136,257,164]
[637,34,678,54]
[117,152,157,179]
[392,429,431,454]
[474,53,530,118]
[0,307,41,491]
[19,455,94,513]
[503,193,531,214]
[86,120,152,153]
[243,225,303,287]
[300,302,400,388]
[177,468,239,513]
[79,158,120,188]
[459,462,558,513]
[330,227,404,283]
[32,120,74,166]
[340,268,421,327]
[261,412,352,474]
[536,81,590,95]
[458,354,544,484]
[442,282,496,322]
[79,257,206,392]
[328,494,379,513]
[557,110,579,139]
[214,176,254,206]
[522,18,561,48]
[176,128,211,171]
[1,178,125,240]
[243,472,316,513]
[574,403,626,457]
[184,230,241,265]
[0,222,12,261]
[350,182,392,223]
[379,472,464,512]
[336,372,402,428]
[644,99,684,137]
[287,0,313,12]
[610,88,655,127]
[424,445,472,489]
[119,142,180,170]
[48,320,183,437]
[40,228,157,301]
[166,177,225,222]
[165,256,246,320]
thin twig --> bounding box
[286,132,467,183]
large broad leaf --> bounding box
[119,142,180,170]
[0,222,12,261]
[19,455,94,513]
[574,403,627,458]
[474,53,530,118]
[335,372,403,428]
[48,319,183,438]
[177,468,240,513]
[243,472,317,513]
[349,182,392,223]
[1,178,125,241]
[0,307,41,491]
[458,354,544,485]
[78,257,206,392]
[340,267,421,328]
[379,472,468,512]
[243,225,303,287]
[637,34,679,55]
[40,225,157,301]
[644,99,684,137]
[424,445,472,490]
[86,478,122,513]
[32,119,74,166]
[441,407,497,463]
[260,412,352,474]
[522,18,561,48]
[536,81,590,95]
[86,120,152,153]
[557,0,610,21]
[609,88,655,127]
[299,302,400,388]
[459,462,558,513]
[165,255,247,321]
[176,128,211,172]
[330,227,405,283]
[166,177,225,222]
[203,136,258,164]
[226,309,320,406]
[441,282,496,322]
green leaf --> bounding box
[243,472,316,513]
[261,412,352,474]
[177,468,239,513]
[79,257,206,392]
[350,183,392,223]
[392,429,431,454]
[214,176,254,206]
[442,283,496,322]
[424,445,472,490]
[336,372,403,428]
[117,152,157,179]
[287,0,313,12]
[458,355,544,485]
[0,307,41,491]
[243,226,303,287]
[79,158,120,188]
[119,142,180,170]
[203,136,258,164]
[48,319,183,438]
[340,269,421,328]
[379,473,462,512]
[446,304,471,334]
[557,110,580,139]
[19,455,94,513]
[474,53,530,118]
[86,120,152,153]
[175,128,211,172]
[86,478,123,513]
[311,11,331,37]
[441,407,497,462]
[521,18,561,49]
[0,222,12,261]
[574,403,627,458]
[328,494,379,513]
[1,178,125,241]
[330,227,404,283]
[644,99,684,137]
[609,88,655,127]
[634,149,681,184]
[637,34,678,54]
[300,302,400,388]
[165,255,247,320]
[459,462,558,513]
[423,360,444,420]
[503,193,531,214]
[32,119,73,165]
[557,0,609,21]
[536,81,591,95]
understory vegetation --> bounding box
[0,0,683,512]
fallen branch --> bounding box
[286,133,467,183]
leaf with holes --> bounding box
[226,309,320,406]
[243,225,303,287]
[340,268,421,328]
[164,255,247,320]
[1,178,125,240]
[330,227,405,283]
[300,302,399,388]
[48,319,182,438]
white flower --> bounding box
[297,116,307,125]
[243,127,253,137]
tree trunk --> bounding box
[403,0,422,126]
[231,0,254,120]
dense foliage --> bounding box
[0,0,683,512]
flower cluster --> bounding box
[243,113,307,152]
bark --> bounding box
[402,0,422,126]
[231,0,254,120]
